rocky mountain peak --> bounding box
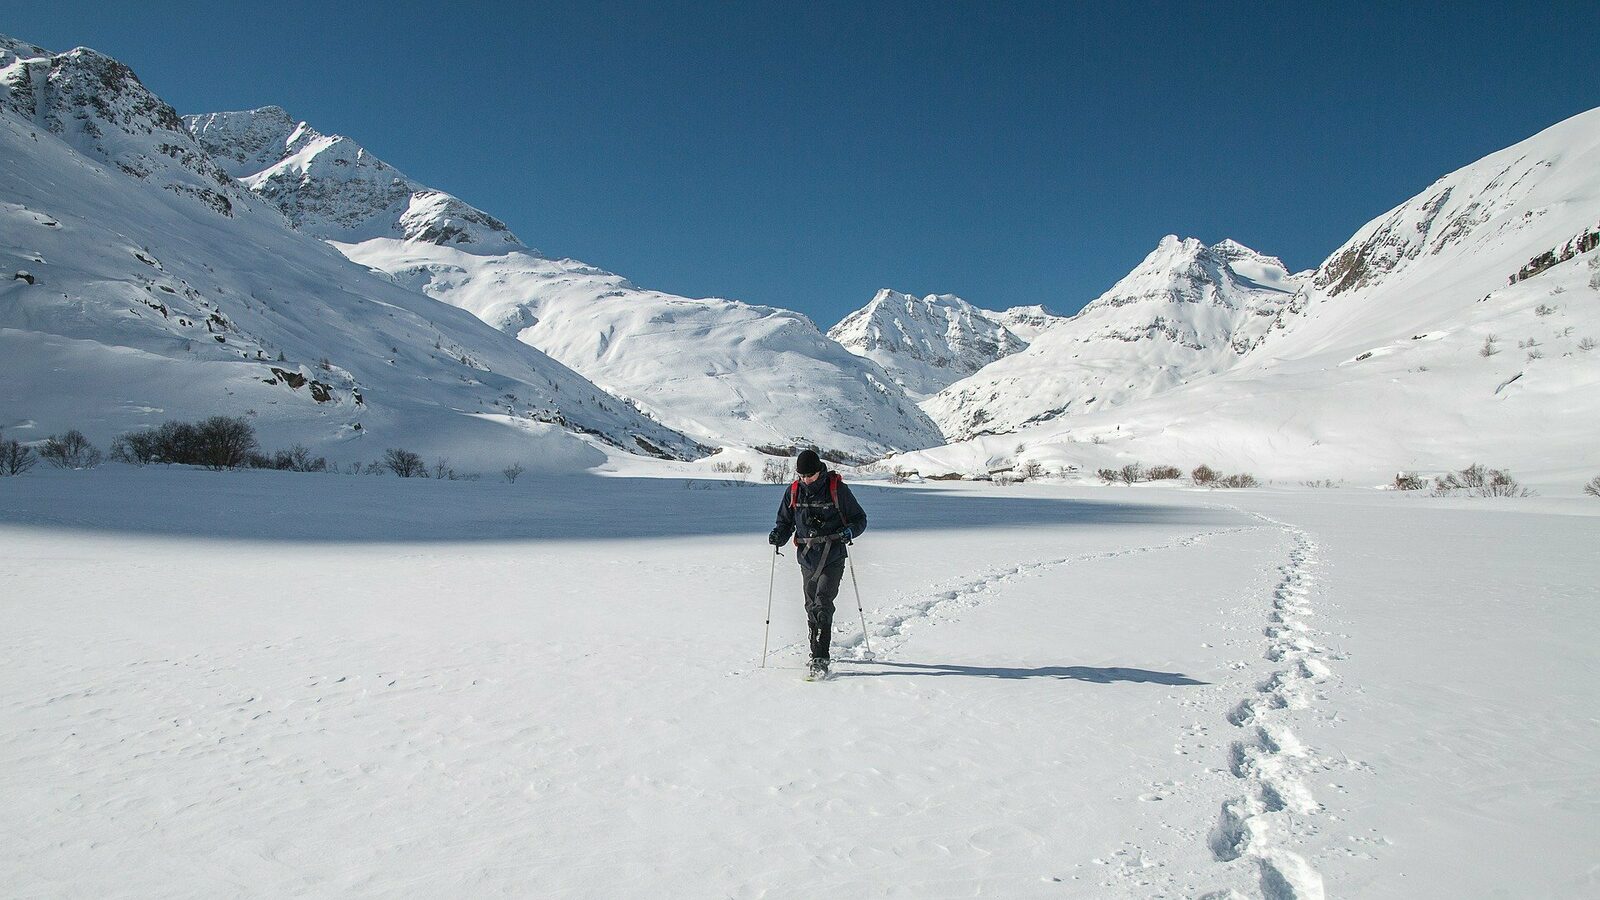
[0,36,243,217]
[829,290,1033,400]
[185,107,522,249]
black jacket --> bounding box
[772,469,868,570]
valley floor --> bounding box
[2,469,1596,898]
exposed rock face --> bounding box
[1,40,244,217]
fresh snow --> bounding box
[3,467,1597,897]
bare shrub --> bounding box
[362,460,387,476]
[712,460,751,474]
[384,448,426,478]
[0,435,37,475]
[1119,463,1144,484]
[1479,336,1499,357]
[1219,473,1260,489]
[270,445,326,472]
[1393,472,1427,491]
[1433,463,1532,498]
[888,468,912,484]
[39,429,102,469]
[1584,475,1600,498]
[1579,337,1597,352]
[1096,467,1121,484]
[1146,464,1182,480]
[1191,464,1218,485]
[1017,461,1043,480]
[761,460,788,483]
[1535,303,1556,316]
[503,463,525,484]
[110,430,160,464]
[193,417,257,470]
[111,417,256,470]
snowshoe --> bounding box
[805,658,831,681]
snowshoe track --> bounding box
[771,526,1253,664]
[1209,520,1333,900]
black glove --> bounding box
[768,527,787,546]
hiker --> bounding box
[768,449,868,678]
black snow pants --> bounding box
[801,555,846,661]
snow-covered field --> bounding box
[4,468,1596,898]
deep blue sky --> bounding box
[10,2,1599,323]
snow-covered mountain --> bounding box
[186,106,521,249]
[191,107,943,461]
[893,107,1600,483]
[827,290,1059,400]
[924,237,1301,439]
[0,36,700,470]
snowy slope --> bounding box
[893,108,1600,483]
[5,468,1597,897]
[925,237,1301,439]
[827,290,1055,400]
[0,37,700,470]
[191,107,943,460]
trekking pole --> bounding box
[847,554,874,661]
[761,546,779,668]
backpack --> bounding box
[789,472,848,534]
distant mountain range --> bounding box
[3,31,1596,480]
[890,108,1600,483]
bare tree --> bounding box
[502,462,525,484]
[193,417,258,470]
[1191,464,1219,485]
[0,435,37,475]
[384,448,426,478]
[1584,475,1600,498]
[39,429,102,469]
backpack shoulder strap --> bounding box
[829,473,848,529]
[789,479,800,509]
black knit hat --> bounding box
[795,449,822,475]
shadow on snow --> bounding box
[836,660,1208,685]
[0,468,1245,543]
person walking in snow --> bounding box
[768,449,868,679]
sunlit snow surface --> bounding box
[4,467,1597,898]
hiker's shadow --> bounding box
[838,660,1207,685]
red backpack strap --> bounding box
[789,479,800,509]
[830,473,848,529]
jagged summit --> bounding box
[1,38,246,218]
[185,106,523,249]
[828,290,1045,399]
